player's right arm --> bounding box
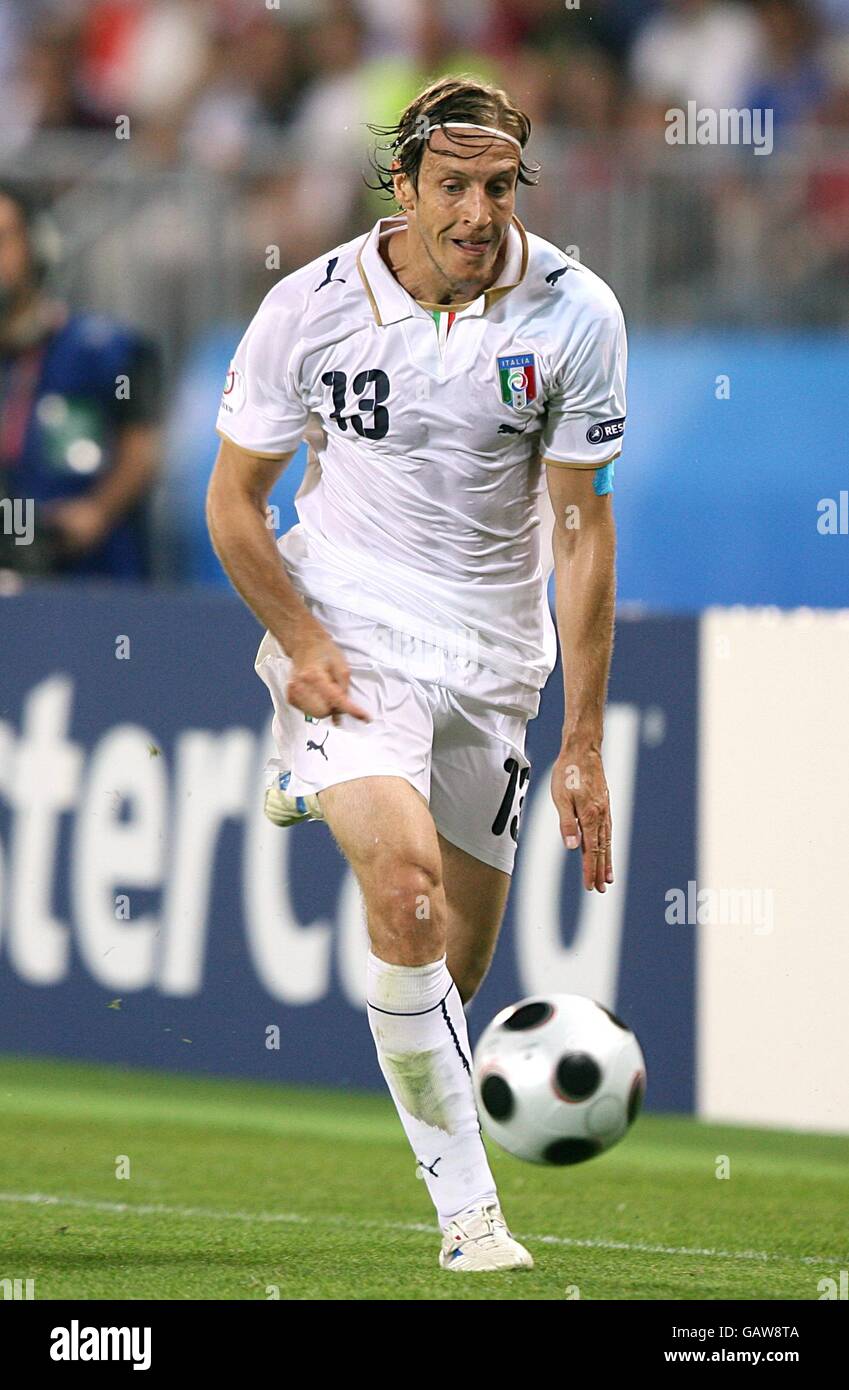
[206,436,368,723]
[209,272,368,723]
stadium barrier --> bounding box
[1,589,846,1129]
[0,584,695,1114]
[697,607,849,1134]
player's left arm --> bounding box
[545,460,617,893]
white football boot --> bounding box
[263,771,325,827]
[439,1200,534,1272]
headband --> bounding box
[396,121,523,154]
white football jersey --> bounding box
[216,213,627,713]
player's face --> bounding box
[404,133,520,293]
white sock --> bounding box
[366,949,498,1229]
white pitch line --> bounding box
[0,1192,841,1267]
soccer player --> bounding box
[207,75,626,1273]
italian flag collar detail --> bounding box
[418,297,477,349]
[429,306,457,349]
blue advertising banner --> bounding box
[0,585,696,1112]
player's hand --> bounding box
[550,743,613,892]
[286,624,370,725]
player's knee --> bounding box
[367,858,444,954]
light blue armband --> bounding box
[593,460,615,496]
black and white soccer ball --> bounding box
[473,994,646,1165]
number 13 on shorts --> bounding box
[491,756,530,844]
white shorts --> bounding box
[255,602,532,874]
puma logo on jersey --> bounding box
[545,265,570,287]
[498,421,529,434]
[315,257,346,291]
[306,731,330,759]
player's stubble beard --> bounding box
[388,210,510,306]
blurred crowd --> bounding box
[2,0,849,161]
[3,0,849,289]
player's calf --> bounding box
[319,774,523,1259]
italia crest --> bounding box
[497,352,537,410]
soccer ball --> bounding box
[472,994,646,1165]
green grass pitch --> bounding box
[0,1055,846,1301]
